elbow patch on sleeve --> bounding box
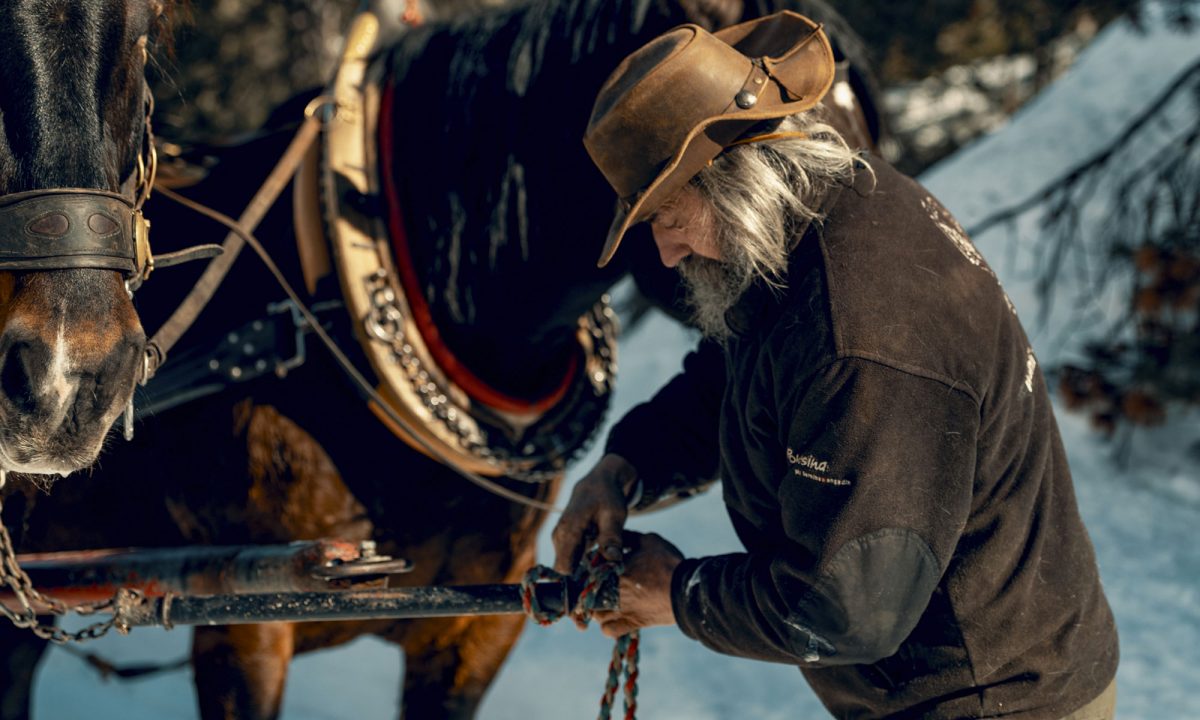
[790,528,941,666]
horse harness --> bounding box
[136,7,618,492]
[302,10,617,483]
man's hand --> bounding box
[552,454,638,575]
[593,532,684,638]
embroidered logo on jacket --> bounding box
[787,448,850,486]
[921,196,1018,317]
[1024,347,1038,393]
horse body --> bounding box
[0,0,881,718]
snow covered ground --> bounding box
[32,7,1200,719]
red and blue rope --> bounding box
[521,550,639,720]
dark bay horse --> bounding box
[0,0,185,708]
[0,0,178,479]
[0,1,880,718]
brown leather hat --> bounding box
[585,11,835,267]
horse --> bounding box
[0,0,882,718]
[0,0,189,706]
[0,0,181,481]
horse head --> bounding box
[0,0,175,477]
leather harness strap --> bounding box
[293,133,333,295]
[145,108,325,381]
[0,190,143,274]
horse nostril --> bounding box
[0,337,43,415]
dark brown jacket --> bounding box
[606,157,1118,719]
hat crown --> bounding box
[582,12,836,267]
[585,27,754,199]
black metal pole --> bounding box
[119,577,618,628]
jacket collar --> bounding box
[723,165,861,337]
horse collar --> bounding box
[313,10,618,483]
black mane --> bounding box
[379,0,875,397]
[382,0,685,395]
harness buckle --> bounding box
[132,209,153,285]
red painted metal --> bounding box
[2,540,365,610]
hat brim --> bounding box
[595,12,834,268]
[596,114,754,268]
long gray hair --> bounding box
[678,110,868,339]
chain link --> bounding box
[363,269,618,483]
[0,472,143,644]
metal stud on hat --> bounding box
[735,90,758,109]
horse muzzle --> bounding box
[0,311,144,476]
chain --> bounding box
[363,269,618,483]
[134,88,158,214]
[0,471,143,644]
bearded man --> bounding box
[551,11,1119,719]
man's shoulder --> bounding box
[784,156,1023,401]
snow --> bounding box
[31,7,1200,718]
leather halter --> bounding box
[0,90,220,292]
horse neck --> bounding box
[377,0,690,398]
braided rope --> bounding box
[520,550,639,720]
[599,632,638,720]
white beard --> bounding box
[677,254,756,342]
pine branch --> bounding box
[965,56,1200,239]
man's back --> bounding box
[707,157,1119,718]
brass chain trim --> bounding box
[363,270,618,483]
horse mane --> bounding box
[381,0,665,329]
[153,0,191,57]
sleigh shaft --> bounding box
[1,542,615,625]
